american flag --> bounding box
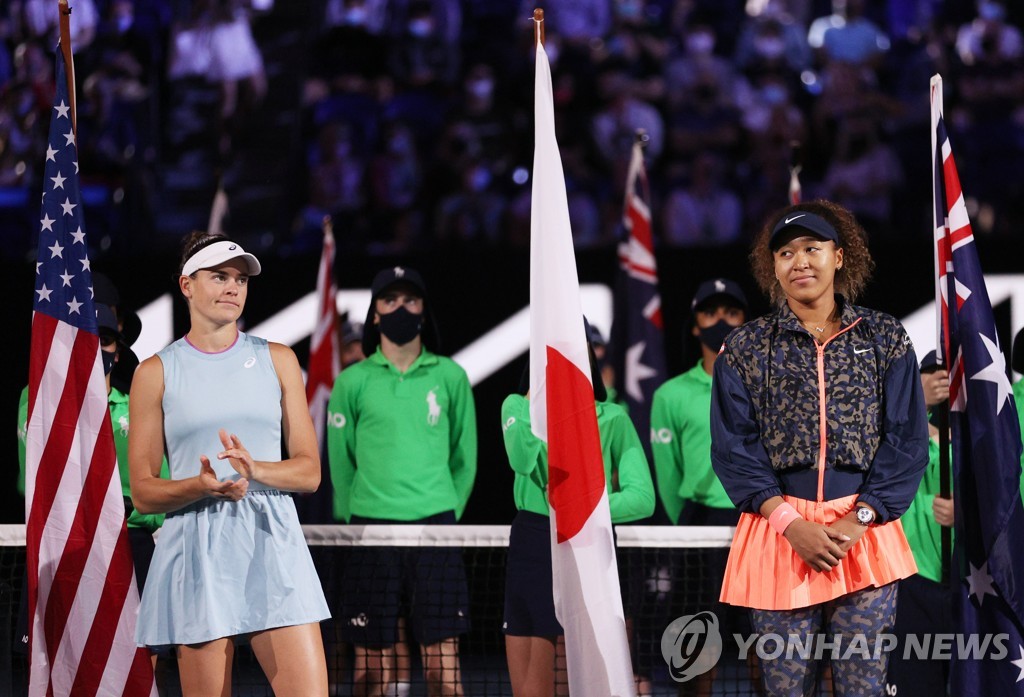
[614,135,666,461]
[932,78,1024,694]
[25,44,155,696]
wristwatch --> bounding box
[855,505,877,526]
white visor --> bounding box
[181,240,262,277]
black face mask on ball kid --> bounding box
[102,349,117,376]
[378,305,423,346]
[698,319,735,353]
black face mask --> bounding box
[698,319,735,353]
[102,349,116,376]
[378,306,423,346]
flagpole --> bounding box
[533,8,544,46]
[57,0,76,137]
[930,74,952,585]
[788,140,802,204]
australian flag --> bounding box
[613,134,667,515]
[934,92,1024,694]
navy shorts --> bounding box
[338,511,470,648]
[503,510,563,637]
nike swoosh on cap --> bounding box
[854,347,872,354]
[784,214,806,224]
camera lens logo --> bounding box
[661,611,723,683]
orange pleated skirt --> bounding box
[720,494,918,611]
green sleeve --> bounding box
[127,457,169,531]
[447,366,477,521]
[606,410,655,523]
[650,386,683,524]
[501,394,547,491]
[17,386,28,497]
[327,372,359,523]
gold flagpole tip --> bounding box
[533,8,545,46]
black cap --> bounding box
[691,278,748,313]
[919,350,940,373]
[1012,327,1024,375]
[370,266,426,299]
[92,271,141,346]
[341,319,363,345]
[96,304,119,335]
[769,211,840,250]
[584,318,606,347]
[362,266,439,356]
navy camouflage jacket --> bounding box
[710,297,929,524]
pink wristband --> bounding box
[768,502,802,535]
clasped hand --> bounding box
[197,429,258,501]
[783,512,867,573]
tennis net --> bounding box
[1,523,764,696]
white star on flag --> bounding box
[1012,645,1024,683]
[60,197,77,216]
[625,341,658,401]
[45,145,57,162]
[51,171,65,189]
[47,241,63,258]
[63,130,75,147]
[59,272,74,287]
[66,297,82,315]
[41,213,55,232]
[966,560,998,605]
[36,284,52,302]
[54,100,70,119]
[971,333,1013,415]
[80,256,90,272]
[71,227,86,244]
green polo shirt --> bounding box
[500,394,654,522]
[326,347,477,522]
[650,360,734,524]
[901,437,948,584]
[18,385,166,531]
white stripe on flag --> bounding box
[551,494,636,696]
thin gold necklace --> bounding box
[802,310,838,335]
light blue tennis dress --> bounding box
[136,333,330,647]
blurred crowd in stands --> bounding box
[0,0,1022,261]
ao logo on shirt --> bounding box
[327,411,347,429]
[651,427,673,444]
[118,415,129,438]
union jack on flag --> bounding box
[932,76,1024,695]
[615,135,666,455]
[25,43,155,695]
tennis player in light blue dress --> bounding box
[129,231,330,696]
